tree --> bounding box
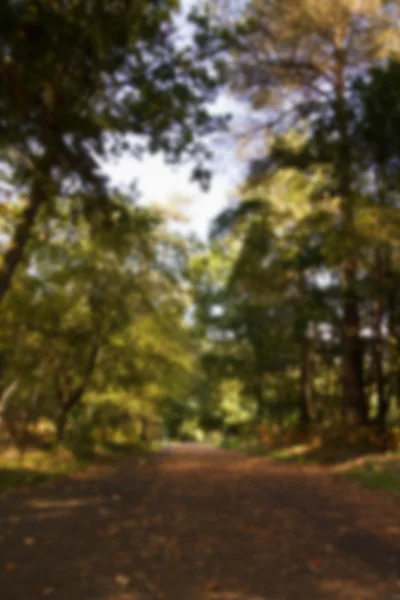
[0,189,198,443]
[208,158,335,427]
[0,0,225,303]
[223,0,400,424]
[349,61,400,427]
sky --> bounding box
[104,100,249,240]
[104,0,251,241]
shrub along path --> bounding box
[0,444,399,600]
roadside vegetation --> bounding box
[2,0,400,499]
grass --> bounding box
[0,449,90,492]
[257,439,400,496]
[3,435,399,497]
[220,436,253,451]
[268,445,311,463]
[0,468,55,491]
[0,440,149,493]
[221,435,317,462]
[342,458,400,495]
[222,430,400,496]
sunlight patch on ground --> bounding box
[318,578,397,600]
[26,497,104,510]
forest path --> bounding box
[0,444,399,600]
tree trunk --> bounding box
[0,176,49,304]
[342,264,368,425]
[296,278,314,426]
[372,249,388,428]
[386,249,400,415]
[253,380,265,425]
[56,385,87,443]
[373,326,387,428]
[299,336,313,426]
[56,407,68,442]
[333,34,367,426]
[56,338,101,442]
[396,372,400,413]
[374,343,388,429]
[139,416,148,443]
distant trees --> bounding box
[191,54,400,431]
[0,0,228,449]
[0,197,196,444]
[199,0,400,428]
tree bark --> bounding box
[374,338,388,429]
[0,163,54,305]
[372,249,388,428]
[342,264,368,424]
[0,176,50,304]
[56,406,68,442]
[333,32,367,425]
[253,379,265,424]
[56,338,101,441]
[385,249,400,415]
[299,336,313,426]
[296,276,314,427]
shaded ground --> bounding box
[0,445,400,600]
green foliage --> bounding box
[0,0,228,305]
[0,194,197,449]
[211,0,400,427]
[0,440,149,492]
[344,460,400,495]
[0,0,221,177]
[4,0,400,474]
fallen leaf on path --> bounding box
[205,581,222,593]
[43,588,55,596]
[8,516,20,523]
[36,587,55,596]
[115,574,131,587]
[308,558,323,574]
[24,537,35,546]
[112,494,121,501]
[108,525,121,536]
[386,526,400,534]
[4,562,17,572]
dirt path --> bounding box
[0,445,399,600]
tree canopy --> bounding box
[0,0,224,302]
[1,0,400,458]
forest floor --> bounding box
[0,444,400,600]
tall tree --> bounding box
[0,0,224,303]
[350,61,400,426]
[225,0,399,424]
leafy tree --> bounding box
[0,0,225,303]
[348,61,400,427]
[0,193,197,443]
[220,0,400,424]
[207,163,327,427]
